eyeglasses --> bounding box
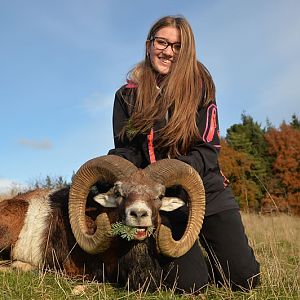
[150,37,181,54]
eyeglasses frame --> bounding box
[150,36,181,53]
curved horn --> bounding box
[69,155,138,254]
[145,159,205,257]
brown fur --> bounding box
[0,198,29,250]
[0,177,175,290]
[43,188,105,278]
[0,188,107,279]
[115,170,164,229]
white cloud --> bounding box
[18,139,53,150]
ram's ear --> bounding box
[159,197,185,212]
[93,193,117,208]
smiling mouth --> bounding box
[159,57,172,65]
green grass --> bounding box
[1,213,299,299]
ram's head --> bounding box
[69,155,205,258]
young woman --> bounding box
[108,15,260,293]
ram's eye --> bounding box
[158,194,165,200]
[114,190,122,198]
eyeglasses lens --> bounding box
[153,38,180,53]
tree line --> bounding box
[219,113,300,215]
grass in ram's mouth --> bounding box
[111,222,154,241]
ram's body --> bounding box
[0,181,181,288]
[0,188,107,277]
[0,156,205,291]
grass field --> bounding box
[0,211,299,299]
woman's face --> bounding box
[147,26,181,75]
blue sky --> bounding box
[1,0,299,193]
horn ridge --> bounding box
[145,159,205,257]
[69,155,138,254]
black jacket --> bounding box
[108,83,238,216]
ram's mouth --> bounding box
[111,223,154,241]
[134,227,149,241]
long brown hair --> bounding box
[124,16,215,157]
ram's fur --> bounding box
[0,188,105,277]
[0,156,205,291]
[0,176,184,289]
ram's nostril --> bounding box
[130,211,138,218]
[129,209,148,219]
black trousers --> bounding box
[159,208,260,293]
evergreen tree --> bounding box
[31,175,69,189]
[290,113,300,130]
[226,113,271,206]
[265,117,274,131]
[227,113,268,156]
[45,175,52,188]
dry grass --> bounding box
[0,213,299,299]
[240,213,300,299]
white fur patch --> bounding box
[12,191,52,268]
[125,201,152,227]
[11,260,37,271]
[93,194,117,207]
[160,197,185,212]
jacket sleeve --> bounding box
[107,87,143,168]
[177,101,221,179]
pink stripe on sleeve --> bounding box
[202,104,217,142]
[147,128,156,163]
